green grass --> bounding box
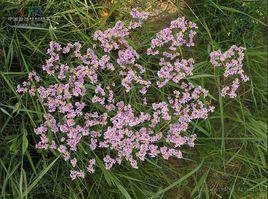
[0,0,267,198]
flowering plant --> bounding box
[17,9,248,180]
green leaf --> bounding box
[21,157,59,198]
[149,160,204,198]
[9,136,19,154]
[22,129,28,155]
[218,5,267,27]
[0,107,12,118]
[12,102,21,114]
[117,184,132,199]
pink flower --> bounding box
[16,10,219,180]
[87,159,96,173]
[103,155,116,170]
[70,170,85,180]
[70,158,77,167]
[210,45,249,98]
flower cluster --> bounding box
[93,10,151,94]
[16,9,247,181]
[147,17,198,56]
[146,17,198,88]
[16,70,41,96]
[129,8,149,29]
[210,45,249,98]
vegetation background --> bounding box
[0,0,267,198]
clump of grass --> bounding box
[0,0,267,198]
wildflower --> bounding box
[103,155,116,170]
[70,158,77,167]
[147,17,198,56]
[210,45,249,98]
[87,159,96,173]
[16,9,226,180]
[70,170,85,180]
